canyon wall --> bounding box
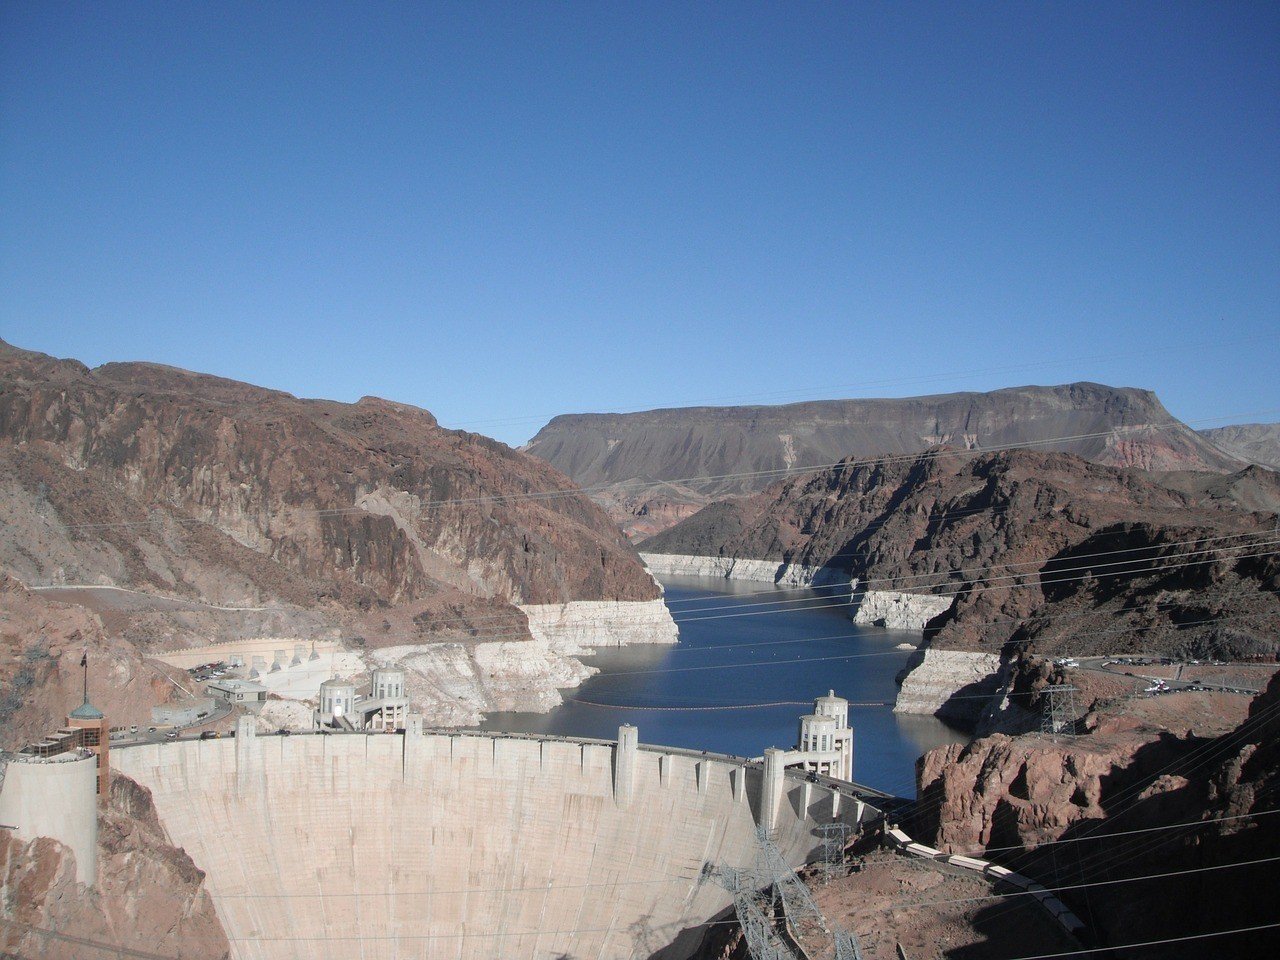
[528,383,1241,535]
[639,552,852,588]
[850,591,953,631]
[0,338,682,736]
[643,448,1280,722]
[911,674,1280,959]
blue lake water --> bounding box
[478,575,968,797]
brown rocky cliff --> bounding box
[0,576,188,751]
[0,773,229,960]
[0,338,658,608]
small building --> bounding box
[760,690,856,783]
[151,697,216,728]
[18,654,111,801]
[207,678,268,713]
[313,669,408,732]
[63,655,110,798]
[316,678,358,729]
[364,667,408,732]
[792,689,854,781]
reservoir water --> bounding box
[479,575,968,796]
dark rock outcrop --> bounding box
[913,673,1280,959]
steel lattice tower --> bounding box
[1040,684,1079,739]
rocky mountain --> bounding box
[642,448,1280,721]
[0,337,677,739]
[0,338,657,607]
[526,383,1243,538]
[0,338,683,960]
[1201,422,1280,470]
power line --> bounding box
[672,545,1280,623]
[873,852,1280,912]
[974,807,1280,856]
[665,531,1280,621]
[29,530,1278,647]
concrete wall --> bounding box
[640,553,853,589]
[0,751,98,884]
[114,730,877,960]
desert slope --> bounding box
[1201,422,1280,470]
[0,337,678,735]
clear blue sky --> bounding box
[2,2,1276,446]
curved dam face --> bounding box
[114,726,875,960]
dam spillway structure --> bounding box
[95,694,884,960]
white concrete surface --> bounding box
[113,730,873,960]
[640,554,853,589]
[0,751,98,884]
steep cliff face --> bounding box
[0,773,229,960]
[913,674,1280,959]
[527,383,1242,535]
[0,339,657,608]
[1200,422,1280,470]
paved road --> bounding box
[110,700,234,746]
[1047,655,1266,696]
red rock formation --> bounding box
[645,448,1280,663]
[913,675,1280,958]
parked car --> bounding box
[129,725,139,734]
[165,731,178,740]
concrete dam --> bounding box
[111,720,881,960]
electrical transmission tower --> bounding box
[816,821,854,882]
[706,827,863,960]
[703,859,793,960]
[1040,684,1079,739]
